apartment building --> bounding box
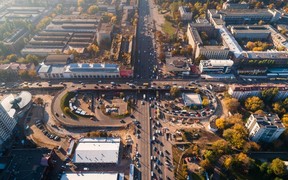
[228,84,288,100]
[245,114,285,143]
[199,59,233,73]
[179,6,193,21]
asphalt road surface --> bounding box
[134,0,157,81]
[135,99,151,180]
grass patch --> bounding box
[60,92,78,120]
[162,20,176,37]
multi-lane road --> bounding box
[134,0,157,80]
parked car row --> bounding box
[35,120,60,141]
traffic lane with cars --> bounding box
[134,100,151,180]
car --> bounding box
[120,119,126,124]
[136,151,140,157]
[141,101,145,105]
[136,134,140,139]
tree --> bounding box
[224,156,233,170]
[273,102,286,115]
[212,139,229,155]
[77,0,85,7]
[223,124,247,149]
[194,54,206,65]
[245,96,264,112]
[200,159,211,170]
[6,54,18,62]
[35,97,44,105]
[200,31,209,41]
[269,158,287,177]
[64,107,70,114]
[282,114,288,127]
[243,141,260,153]
[223,98,240,113]
[170,86,180,97]
[25,54,39,65]
[261,88,279,102]
[202,98,209,107]
[215,118,226,129]
[159,52,166,63]
[28,70,37,78]
[235,152,251,168]
[87,5,99,14]
[254,109,266,116]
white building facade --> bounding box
[37,63,120,79]
[245,114,285,143]
[199,59,233,74]
[179,6,193,21]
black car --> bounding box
[120,120,126,124]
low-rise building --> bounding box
[73,138,121,164]
[43,54,73,65]
[228,84,288,100]
[245,114,285,143]
[199,59,233,74]
[37,63,120,79]
[179,6,193,21]
[61,172,124,180]
[182,93,202,107]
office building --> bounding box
[0,104,16,145]
[245,114,285,142]
[230,25,271,39]
[199,59,233,73]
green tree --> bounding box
[223,124,247,149]
[269,158,287,177]
[64,107,70,114]
[170,86,180,97]
[87,5,99,14]
[245,96,264,112]
[261,88,279,102]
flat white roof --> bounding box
[200,59,234,67]
[182,93,202,106]
[73,138,120,164]
[61,172,119,180]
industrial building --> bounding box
[37,63,120,79]
[72,138,121,164]
[245,114,285,143]
[61,172,124,180]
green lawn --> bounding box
[162,20,176,37]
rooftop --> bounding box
[200,59,234,67]
[182,93,202,106]
[1,91,32,118]
[252,114,284,128]
[73,138,120,164]
[230,84,288,91]
[61,172,121,180]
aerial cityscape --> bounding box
[0,0,288,180]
